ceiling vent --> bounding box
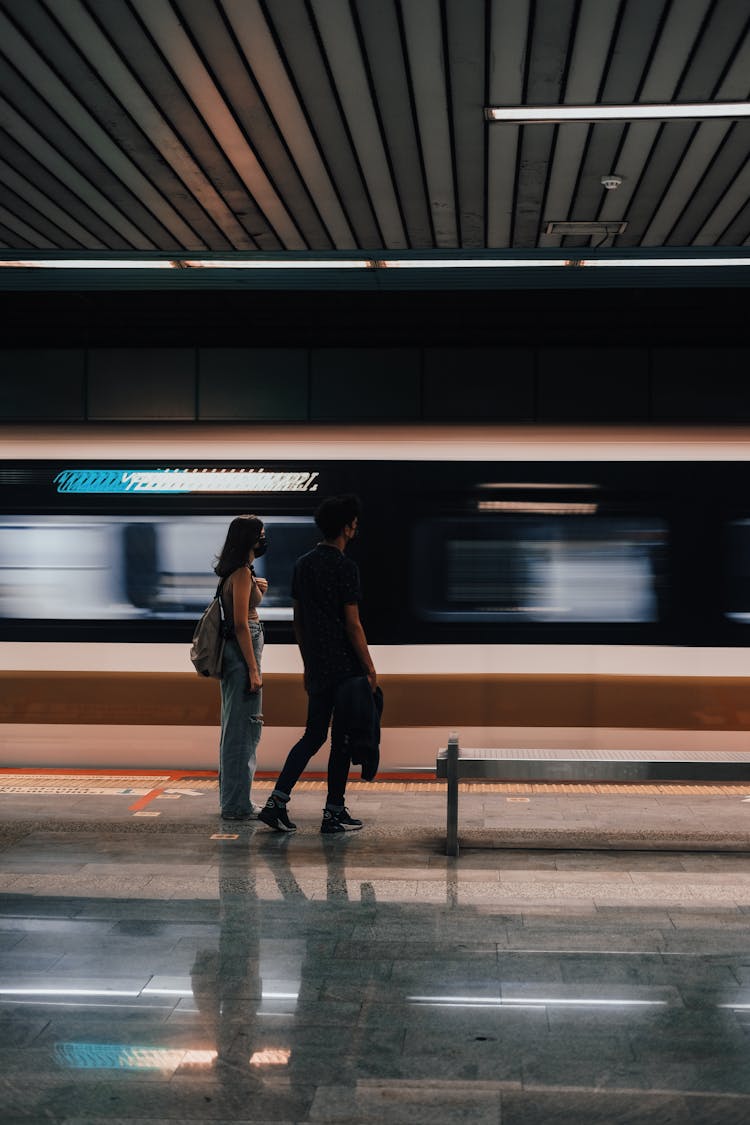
[545,220,627,239]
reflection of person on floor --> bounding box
[189,850,263,1080]
[189,831,387,1102]
[189,835,307,1095]
[283,834,386,1097]
[259,495,377,836]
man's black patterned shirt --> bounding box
[292,544,362,694]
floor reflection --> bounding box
[1,826,750,1121]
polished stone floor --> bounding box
[2,783,750,1122]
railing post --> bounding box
[446,732,459,857]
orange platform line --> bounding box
[126,769,215,812]
[0,767,219,777]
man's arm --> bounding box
[293,599,309,693]
[343,603,377,691]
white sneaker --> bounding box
[249,802,264,818]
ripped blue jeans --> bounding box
[219,624,263,816]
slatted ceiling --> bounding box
[93,2,265,249]
[50,1,243,251]
[681,0,750,102]
[0,185,75,249]
[626,12,750,246]
[650,124,739,246]
[9,0,175,247]
[311,0,406,249]
[177,0,329,250]
[706,157,750,245]
[0,124,116,250]
[567,0,670,241]
[2,6,197,251]
[222,2,351,250]
[486,2,528,248]
[514,0,577,248]
[539,0,618,250]
[590,0,694,243]
[446,0,485,249]
[0,88,162,251]
[401,0,457,248]
[621,122,697,247]
[740,204,750,245]
[265,0,381,248]
[355,0,433,249]
[133,0,300,249]
[0,203,42,247]
[577,0,710,249]
[0,0,747,255]
[687,134,750,243]
[0,156,99,249]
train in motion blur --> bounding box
[2,425,750,771]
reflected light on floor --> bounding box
[249,1048,291,1066]
[54,1043,217,1070]
[408,995,667,1008]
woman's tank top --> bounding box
[222,565,263,624]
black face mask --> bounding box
[254,539,268,558]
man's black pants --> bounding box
[274,684,350,806]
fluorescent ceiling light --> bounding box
[577,257,750,267]
[180,258,371,269]
[0,256,748,271]
[486,101,750,123]
[0,259,176,269]
[380,258,569,268]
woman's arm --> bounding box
[230,568,262,692]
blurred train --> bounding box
[2,424,750,771]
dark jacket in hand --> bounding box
[332,676,383,782]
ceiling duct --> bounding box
[545,221,627,239]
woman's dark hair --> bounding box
[314,494,361,540]
[214,515,264,577]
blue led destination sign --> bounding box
[54,468,319,494]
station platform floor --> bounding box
[2,771,750,1123]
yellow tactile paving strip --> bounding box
[2,772,750,797]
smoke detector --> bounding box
[600,174,623,190]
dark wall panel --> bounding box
[198,349,307,420]
[423,348,534,420]
[652,348,750,421]
[88,349,195,420]
[310,349,420,420]
[538,347,649,421]
[0,349,85,420]
[3,342,750,425]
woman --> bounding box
[214,514,268,820]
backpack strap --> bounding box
[216,577,229,632]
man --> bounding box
[258,494,377,834]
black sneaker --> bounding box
[258,796,297,833]
[321,807,363,834]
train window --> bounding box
[0,515,316,621]
[412,516,667,623]
[724,521,750,623]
